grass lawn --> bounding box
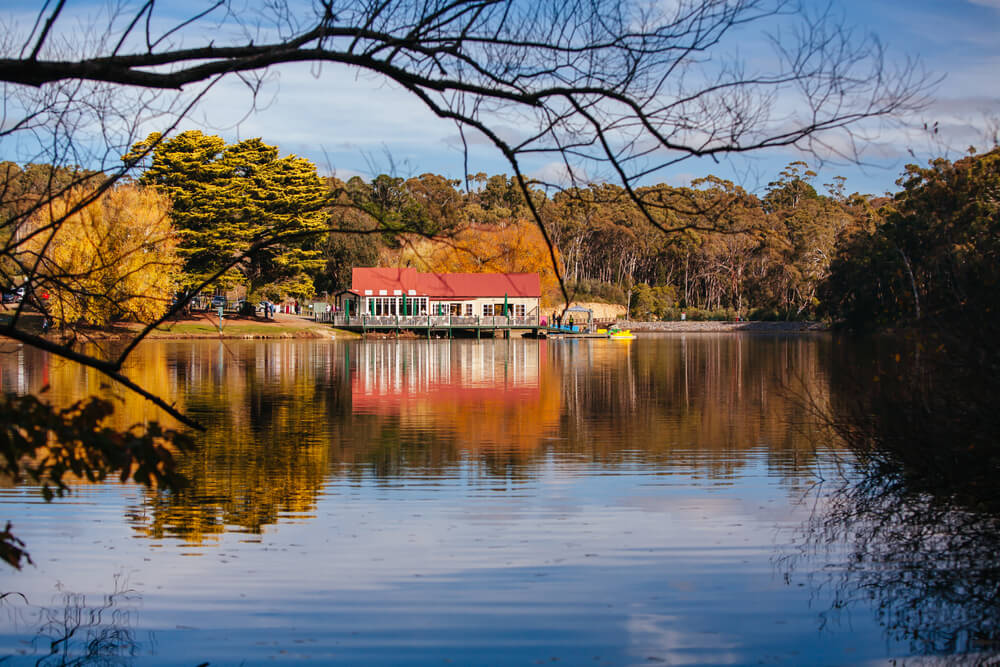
[2,308,336,340]
[154,322,301,335]
[148,315,333,338]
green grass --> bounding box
[0,310,334,338]
[153,322,324,336]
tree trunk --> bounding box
[896,245,921,320]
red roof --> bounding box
[351,267,540,299]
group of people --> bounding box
[547,312,575,329]
[261,300,303,318]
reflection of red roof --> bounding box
[352,267,540,298]
[352,383,540,413]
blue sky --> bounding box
[4,0,1000,198]
[187,0,1000,197]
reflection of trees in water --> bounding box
[28,342,178,430]
[552,335,832,487]
[798,476,1000,660]
[790,333,1000,661]
[127,342,341,544]
[10,337,839,544]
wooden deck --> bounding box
[315,312,541,338]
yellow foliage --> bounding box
[400,218,562,299]
[26,184,180,326]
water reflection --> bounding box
[785,335,1000,662]
[351,340,561,459]
[2,574,142,664]
[3,336,834,547]
[127,342,339,544]
[794,474,1000,661]
[13,334,973,663]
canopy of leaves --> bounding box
[305,161,880,319]
[821,148,1000,330]
[129,131,329,297]
[20,184,179,327]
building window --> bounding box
[515,304,526,317]
[483,304,493,316]
[465,303,473,316]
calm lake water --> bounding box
[0,335,943,664]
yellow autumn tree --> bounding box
[25,184,180,326]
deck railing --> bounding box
[314,312,539,328]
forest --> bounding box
[320,162,875,322]
[3,131,997,332]
[311,145,1000,331]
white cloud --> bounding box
[528,161,590,188]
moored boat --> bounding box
[608,329,635,340]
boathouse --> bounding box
[335,267,541,319]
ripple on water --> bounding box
[0,336,918,665]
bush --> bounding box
[629,283,678,320]
[653,306,739,321]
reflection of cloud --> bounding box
[626,613,743,665]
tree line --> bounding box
[5,132,997,331]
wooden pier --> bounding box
[315,312,542,338]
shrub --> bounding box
[629,283,678,320]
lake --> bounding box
[0,335,968,664]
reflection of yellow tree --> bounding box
[129,427,328,544]
[45,342,180,430]
[14,337,838,546]
[126,342,332,544]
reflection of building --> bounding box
[351,340,543,413]
[336,267,540,318]
[349,340,561,455]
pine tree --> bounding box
[128,130,328,297]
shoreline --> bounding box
[3,310,827,342]
[616,320,827,333]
